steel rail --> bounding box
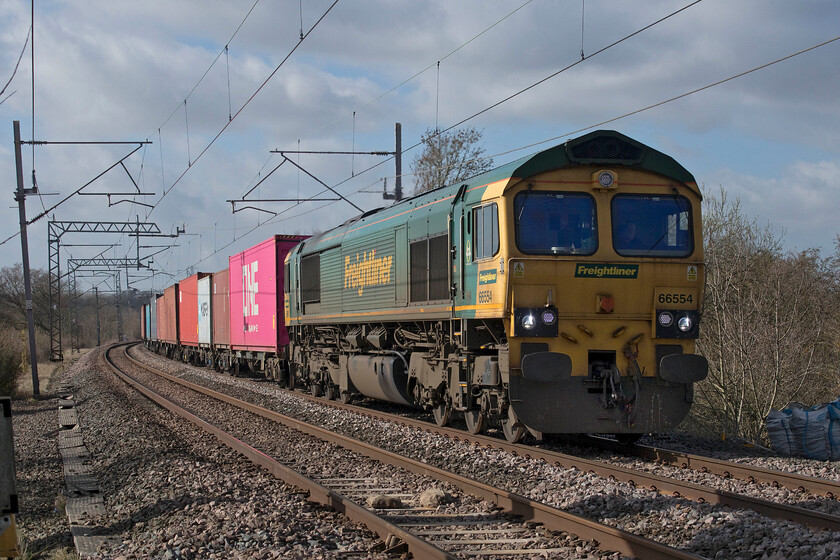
[105,344,454,560]
[121,344,704,560]
[582,435,840,499]
[229,370,840,532]
[369,419,840,532]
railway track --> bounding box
[199,355,840,533]
[580,435,840,498]
[109,343,703,559]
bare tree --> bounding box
[0,264,51,332]
[410,127,494,195]
[691,188,840,442]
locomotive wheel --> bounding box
[501,406,525,443]
[464,410,485,435]
[432,402,451,427]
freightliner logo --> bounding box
[344,250,393,295]
[574,263,639,279]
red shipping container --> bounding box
[212,268,230,347]
[140,304,146,341]
[157,284,179,345]
[178,273,209,347]
[229,235,306,352]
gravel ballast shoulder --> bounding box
[13,348,388,559]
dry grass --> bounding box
[15,349,91,398]
[17,542,79,560]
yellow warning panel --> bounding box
[0,514,19,557]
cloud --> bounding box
[707,159,840,253]
[1,0,839,283]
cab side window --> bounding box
[472,203,499,261]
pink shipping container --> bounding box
[212,268,230,347]
[229,235,306,352]
[178,273,209,347]
[157,284,179,345]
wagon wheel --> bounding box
[464,410,485,435]
[433,401,451,427]
[264,360,277,381]
[310,383,322,397]
[339,390,353,404]
[324,384,337,401]
[500,406,525,443]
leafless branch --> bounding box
[0,26,31,106]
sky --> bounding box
[0,0,838,294]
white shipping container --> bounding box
[198,275,212,346]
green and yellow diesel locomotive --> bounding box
[284,130,708,442]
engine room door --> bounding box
[450,185,468,314]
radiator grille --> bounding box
[409,240,428,302]
[428,235,449,300]
[410,234,450,302]
[300,254,320,303]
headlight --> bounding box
[541,309,557,325]
[521,313,537,330]
[678,315,693,332]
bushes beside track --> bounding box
[0,328,26,396]
[691,189,840,445]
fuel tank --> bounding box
[347,355,412,406]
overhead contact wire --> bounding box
[148,0,341,217]
[153,0,262,134]
[296,0,536,143]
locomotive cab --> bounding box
[496,134,708,438]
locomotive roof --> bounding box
[470,129,697,192]
[296,130,697,254]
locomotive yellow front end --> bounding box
[502,133,708,437]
